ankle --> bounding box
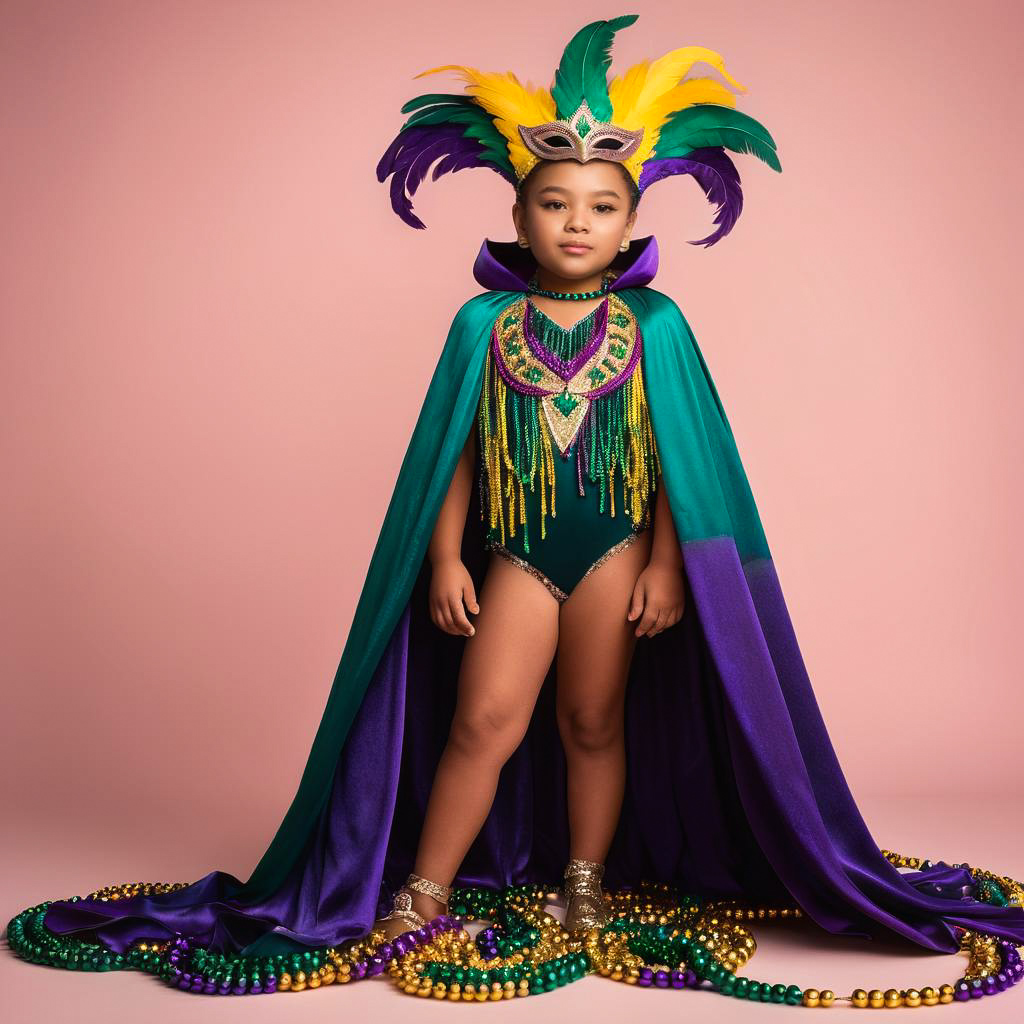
[410,889,447,922]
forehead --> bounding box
[529,159,628,196]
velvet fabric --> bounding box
[38,236,1024,960]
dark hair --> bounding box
[515,159,640,215]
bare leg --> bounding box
[375,552,560,937]
[556,529,653,863]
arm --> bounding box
[426,421,480,636]
[648,479,683,571]
[628,474,687,637]
[428,420,477,566]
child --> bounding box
[11,13,1024,1007]
[372,149,685,939]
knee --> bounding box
[558,704,622,754]
[448,707,526,763]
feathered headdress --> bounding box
[376,14,781,246]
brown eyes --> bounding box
[541,200,616,213]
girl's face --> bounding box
[511,159,638,283]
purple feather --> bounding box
[638,148,744,247]
[406,136,468,196]
[432,145,513,182]
[376,124,503,230]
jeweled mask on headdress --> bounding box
[377,14,781,247]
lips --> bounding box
[560,243,592,252]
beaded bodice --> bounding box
[476,294,660,547]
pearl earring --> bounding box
[517,236,530,248]
[619,239,630,252]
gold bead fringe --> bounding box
[477,338,660,551]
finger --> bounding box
[464,585,480,616]
[635,605,659,637]
[430,602,445,631]
[449,595,475,636]
[446,596,467,634]
[438,602,454,633]
[650,609,668,636]
[627,584,645,622]
[638,602,663,634]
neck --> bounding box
[534,266,606,294]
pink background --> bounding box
[3,1,1022,1018]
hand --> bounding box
[429,556,480,637]
[627,559,685,638]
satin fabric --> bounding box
[39,236,1024,960]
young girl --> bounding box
[372,150,686,940]
[10,13,1024,1008]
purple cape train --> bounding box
[32,236,1024,960]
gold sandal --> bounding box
[562,857,610,932]
[378,871,452,933]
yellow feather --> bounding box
[607,59,651,117]
[415,64,555,180]
[609,46,747,182]
[622,46,745,117]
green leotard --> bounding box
[476,293,661,602]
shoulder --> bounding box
[615,286,681,317]
[615,287,692,336]
[444,291,521,338]
[454,290,523,323]
[436,291,523,363]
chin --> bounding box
[550,256,604,278]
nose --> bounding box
[565,207,589,232]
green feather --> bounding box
[398,102,516,176]
[400,93,478,115]
[653,104,782,172]
[550,14,638,123]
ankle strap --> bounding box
[403,871,451,903]
[564,858,605,879]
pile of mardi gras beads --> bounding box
[6,847,1023,1006]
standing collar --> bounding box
[472,235,659,292]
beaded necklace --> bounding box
[476,293,660,553]
[525,269,616,300]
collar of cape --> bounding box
[471,234,660,292]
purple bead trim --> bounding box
[524,297,609,380]
[491,304,644,403]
